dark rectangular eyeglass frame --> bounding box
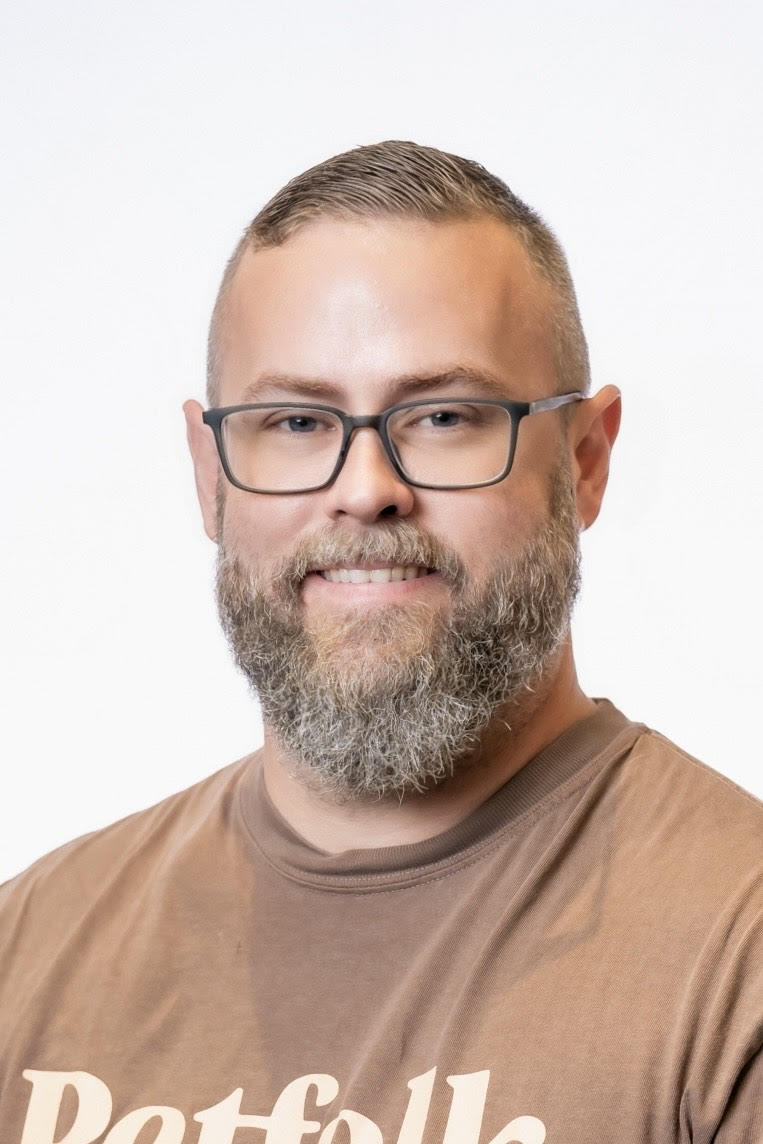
[202,391,585,493]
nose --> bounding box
[322,427,416,523]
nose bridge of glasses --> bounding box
[339,412,398,473]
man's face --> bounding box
[195,216,583,798]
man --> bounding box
[1,142,761,1144]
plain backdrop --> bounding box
[2,0,761,883]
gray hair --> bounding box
[207,140,590,405]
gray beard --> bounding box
[215,463,581,801]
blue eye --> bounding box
[429,410,461,427]
[266,411,338,434]
[284,416,317,433]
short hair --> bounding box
[206,140,590,406]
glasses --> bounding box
[202,392,584,494]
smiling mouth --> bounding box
[316,565,436,584]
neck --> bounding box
[261,642,595,854]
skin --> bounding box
[184,215,621,852]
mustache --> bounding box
[267,522,467,592]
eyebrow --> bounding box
[236,367,515,405]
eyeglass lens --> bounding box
[220,402,514,492]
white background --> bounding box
[2,0,761,883]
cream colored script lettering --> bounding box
[194,1086,268,1141]
[318,1109,383,1143]
[195,1074,339,1144]
[20,1070,112,1144]
[443,1071,546,1144]
[19,1066,547,1144]
[395,1067,437,1144]
[104,1106,186,1143]
[443,1071,490,1144]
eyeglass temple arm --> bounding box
[528,392,586,415]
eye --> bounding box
[281,415,318,433]
[263,409,338,434]
[426,409,463,428]
[406,404,482,430]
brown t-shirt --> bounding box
[1,700,761,1144]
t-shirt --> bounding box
[1,700,761,1144]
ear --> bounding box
[568,385,622,530]
[183,399,222,543]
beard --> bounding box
[215,462,581,801]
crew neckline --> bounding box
[237,698,644,890]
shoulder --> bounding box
[624,724,763,840]
[0,754,257,950]
[612,723,762,925]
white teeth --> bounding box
[321,565,429,584]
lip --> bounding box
[307,562,435,573]
[301,569,446,606]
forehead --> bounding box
[216,216,556,406]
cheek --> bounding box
[428,478,545,578]
[220,491,311,567]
